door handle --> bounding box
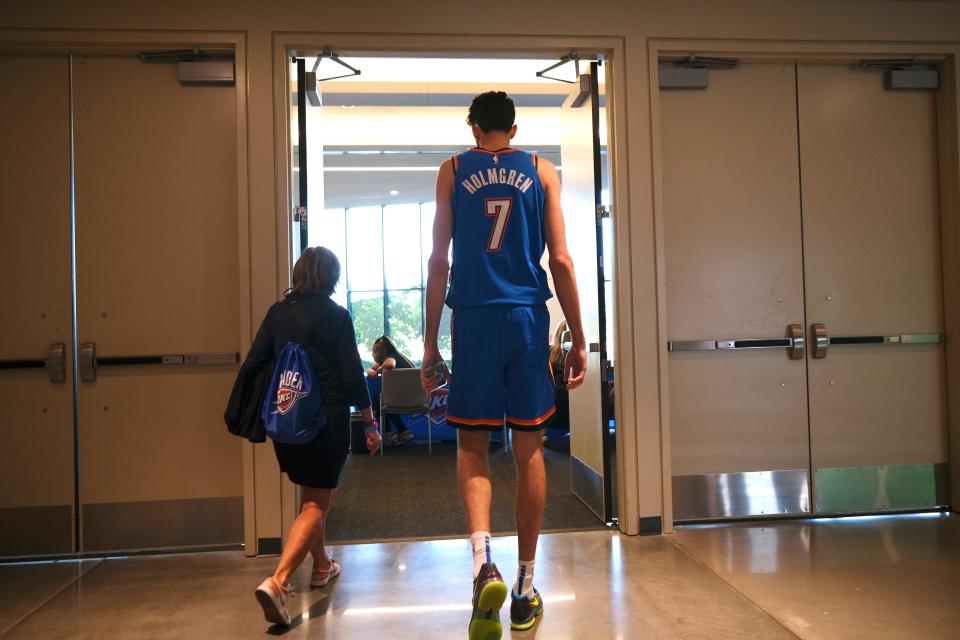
[80,342,97,382]
[0,342,67,383]
[79,342,238,382]
[668,324,805,359]
[809,324,942,359]
[811,323,829,359]
[47,342,66,383]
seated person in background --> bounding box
[367,335,416,447]
[548,321,570,439]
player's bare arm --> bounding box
[538,157,587,390]
[421,158,455,391]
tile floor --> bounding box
[0,512,956,639]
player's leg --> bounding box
[459,429,493,538]
[509,429,546,630]
[504,305,553,630]
[446,307,509,639]
[512,430,546,563]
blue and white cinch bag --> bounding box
[261,341,326,444]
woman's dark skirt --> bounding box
[272,405,351,488]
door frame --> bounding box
[647,39,960,531]
[0,29,254,554]
[270,32,641,535]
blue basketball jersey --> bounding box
[445,148,553,308]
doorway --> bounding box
[286,51,618,541]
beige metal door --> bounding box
[72,57,243,551]
[662,64,812,520]
[0,56,76,557]
[561,68,613,521]
[797,64,949,513]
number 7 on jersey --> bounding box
[483,197,513,253]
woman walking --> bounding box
[240,246,381,626]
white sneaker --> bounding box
[311,559,341,587]
[255,576,292,626]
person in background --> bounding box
[245,246,381,627]
[367,335,416,446]
[548,320,570,440]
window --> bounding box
[349,290,384,364]
[346,206,383,291]
[386,289,423,361]
[319,208,348,307]
[601,215,615,360]
[383,204,422,289]
[311,202,451,368]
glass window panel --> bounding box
[346,206,383,291]
[601,216,614,280]
[438,304,453,362]
[350,291,384,368]
[604,280,615,364]
[383,204,423,289]
[313,207,346,264]
[315,209,349,308]
[420,202,435,283]
[386,289,423,363]
[331,286,348,309]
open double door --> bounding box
[662,62,950,520]
[0,55,243,557]
[290,56,616,523]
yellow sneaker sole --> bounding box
[469,614,503,640]
[477,579,508,612]
[510,606,543,631]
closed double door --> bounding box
[0,55,243,557]
[662,63,948,520]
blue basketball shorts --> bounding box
[446,304,556,432]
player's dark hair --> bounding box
[467,91,516,134]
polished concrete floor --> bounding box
[0,513,956,638]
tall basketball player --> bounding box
[421,91,587,639]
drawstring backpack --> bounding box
[261,300,327,443]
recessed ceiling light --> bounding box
[390,189,399,195]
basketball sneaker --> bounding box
[509,587,544,630]
[469,562,508,640]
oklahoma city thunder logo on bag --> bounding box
[274,369,308,414]
[262,341,326,443]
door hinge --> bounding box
[596,204,611,221]
[294,206,308,232]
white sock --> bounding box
[514,559,535,597]
[470,531,492,578]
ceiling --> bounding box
[296,56,603,209]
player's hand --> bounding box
[420,346,447,392]
[365,424,381,455]
[564,341,587,390]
